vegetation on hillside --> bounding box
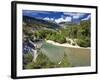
[32,20,91,47]
[23,52,71,69]
[23,15,91,47]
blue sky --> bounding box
[23,10,91,23]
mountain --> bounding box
[23,15,61,29]
[59,22,78,28]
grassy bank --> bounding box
[23,51,72,69]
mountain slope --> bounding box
[23,15,61,29]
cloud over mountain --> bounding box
[23,10,91,23]
[43,16,72,23]
[63,13,86,19]
[55,16,72,23]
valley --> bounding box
[22,14,91,69]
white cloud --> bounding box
[43,17,50,21]
[64,12,85,19]
[82,15,91,21]
[55,16,72,23]
[43,16,72,23]
[50,18,54,21]
[43,17,55,21]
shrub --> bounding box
[54,33,66,44]
[76,38,90,47]
[25,52,56,69]
[72,43,76,46]
[56,36,66,44]
[66,40,71,44]
[23,53,33,69]
[23,53,33,65]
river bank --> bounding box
[46,40,90,49]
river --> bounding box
[41,42,90,67]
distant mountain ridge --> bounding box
[23,15,61,29]
[23,15,90,30]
